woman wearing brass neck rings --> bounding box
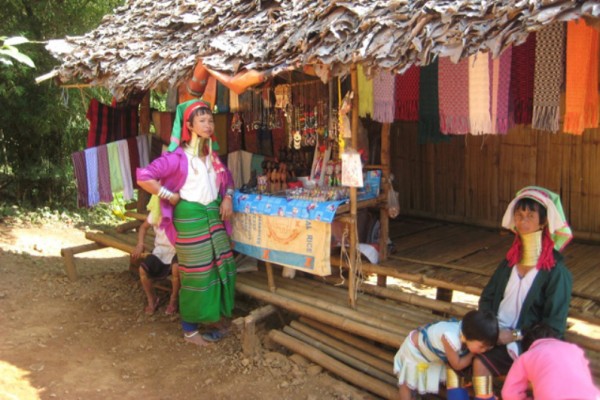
[468,186,573,400]
[137,101,236,346]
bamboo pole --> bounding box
[331,255,484,296]
[352,281,473,317]
[268,330,398,400]
[283,325,397,386]
[299,317,396,363]
[379,122,391,284]
[256,273,429,326]
[115,219,143,233]
[290,320,394,375]
[265,261,276,292]
[236,282,402,348]
[349,65,359,309]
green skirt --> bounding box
[173,199,236,324]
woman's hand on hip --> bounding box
[220,196,233,220]
[168,192,181,206]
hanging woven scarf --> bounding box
[532,22,565,133]
[468,53,492,135]
[71,151,88,208]
[394,65,420,121]
[418,61,448,144]
[564,19,599,135]
[357,64,373,118]
[438,57,470,134]
[490,48,512,134]
[372,70,395,123]
[510,33,536,125]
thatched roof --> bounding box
[41,0,600,100]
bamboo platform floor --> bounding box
[384,217,600,325]
[236,267,600,398]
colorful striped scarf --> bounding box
[439,57,470,134]
[532,22,565,133]
[117,140,134,201]
[394,65,420,121]
[564,19,599,135]
[510,33,536,125]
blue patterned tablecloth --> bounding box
[232,192,347,223]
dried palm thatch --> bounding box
[40,0,600,100]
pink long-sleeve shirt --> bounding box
[502,338,600,400]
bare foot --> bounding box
[165,302,178,315]
[144,297,160,315]
[184,331,210,347]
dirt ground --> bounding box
[0,221,374,400]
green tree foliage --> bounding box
[0,0,124,207]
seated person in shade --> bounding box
[132,195,180,315]
[473,186,573,400]
[502,323,600,400]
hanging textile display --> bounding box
[116,140,134,201]
[97,145,114,203]
[126,137,140,189]
[357,64,373,118]
[418,61,448,144]
[563,19,599,135]
[394,65,420,122]
[468,53,493,135]
[490,47,512,134]
[532,22,565,133]
[510,33,536,125]
[106,141,124,193]
[136,134,150,168]
[84,148,100,207]
[438,57,470,134]
[371,70,395,123]
[72,151,88,208]
[86,98,139,148]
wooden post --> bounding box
[242,305,277,355]
[60,242,105,281]
[265,261,276,292]
[137,91,151,213]
[348,66,359,309]
[378,122,391,289]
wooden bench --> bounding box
[60,217,153,280]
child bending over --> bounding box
[502,323,600,400]
[393,310,498,400]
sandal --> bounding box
[165,303,178,315]
[184,330,210,347]
[144,297,160,315]
[201,330,226,343]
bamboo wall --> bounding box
[390,122,600,241]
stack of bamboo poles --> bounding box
[237,270,451,398]
[236,269,600,394]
